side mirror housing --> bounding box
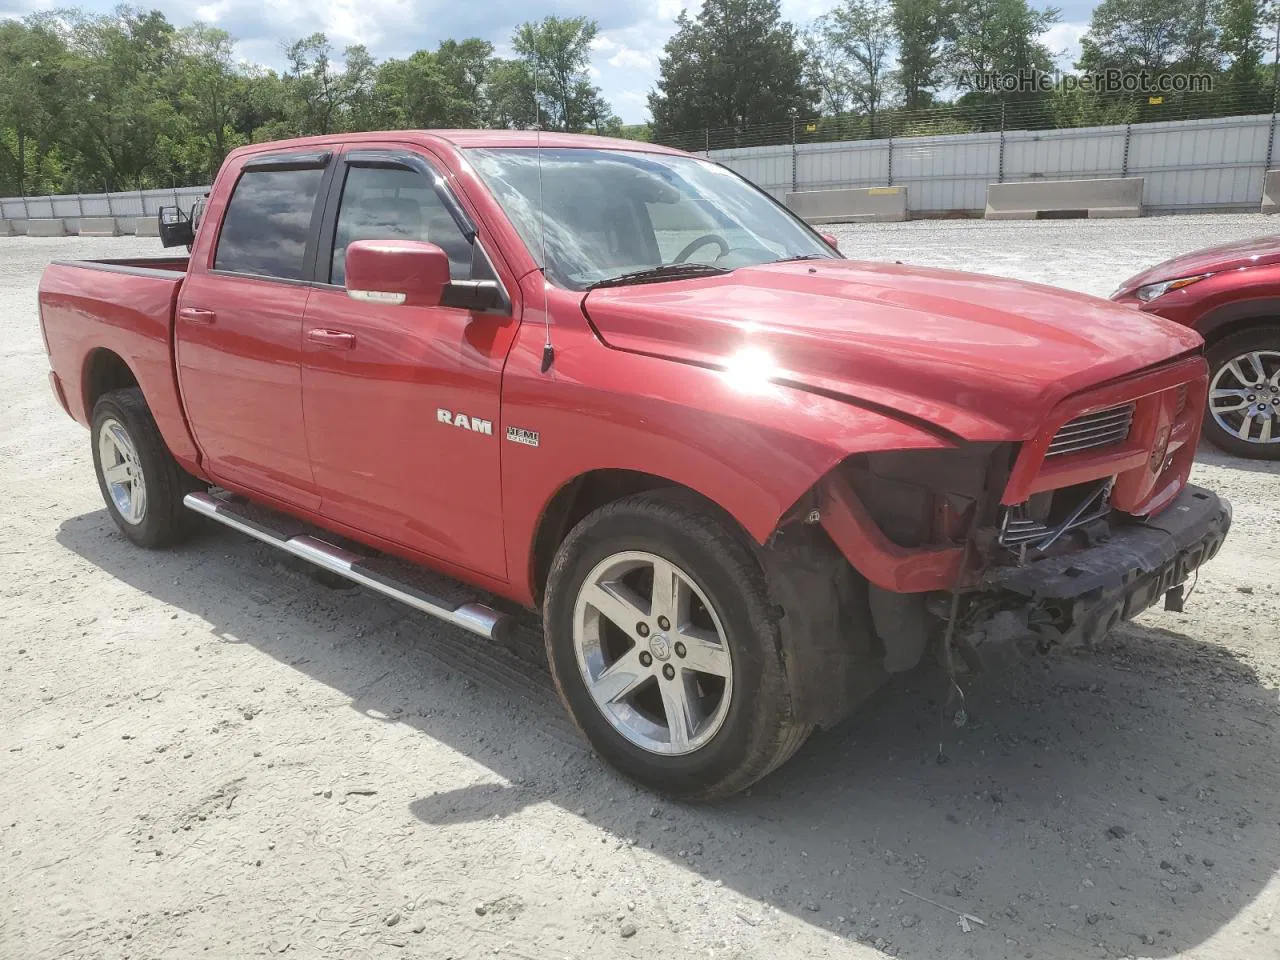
[344,239,505,312]
[345,239,451,307]
[820,232,839,251]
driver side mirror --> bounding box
[345,239,503,312]
[820,232,839,251]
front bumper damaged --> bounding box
[961,484,1231,665]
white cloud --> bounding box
[1043,22,1089,69]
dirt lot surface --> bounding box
[2,216,1279,960]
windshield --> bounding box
[468,148,837,290]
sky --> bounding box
[0,0,1095,124]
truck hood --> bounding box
[583,259,1202,440]
[1117,234,1280,293]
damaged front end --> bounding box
[764,357,1231,723]
[951,482,1230,673]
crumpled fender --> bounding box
[500,285,954,603]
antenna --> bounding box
[533,59,554,373]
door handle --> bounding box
[178,306,216,324]
[306,328,357,350]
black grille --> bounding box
[1046,403,1135,458]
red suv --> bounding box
[1113,236,1280,459]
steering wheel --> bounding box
[673,234,729,264]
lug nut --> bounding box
[674,642,687,658]
[636,622,649,638]
[1249,395,1257,401]
[639,651,652,667]
[662,664,675,680]
[657,615,670,631]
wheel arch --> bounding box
[82,347,140,416]
[529,468,745,608]
[1196,300,1280,345]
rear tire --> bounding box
[1203,327,1280,460]
[543,489,810,801]
[91,387,201,548]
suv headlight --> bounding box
[1134,273,1212,302]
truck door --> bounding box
[175,150,334,509]
[300,149,520,580]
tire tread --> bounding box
[544,488,810,801]
[1203,325,1280,460]
[92,387,200,548]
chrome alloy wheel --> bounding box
[572,551,734,756]
[98,417,147,525]
[1210,350,1280,445]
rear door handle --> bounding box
[306,328,357,350]
[178,307,216,325]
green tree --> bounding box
[510,17,618,132]
[375,52,453,129]
[803,25,858,116]
[485,58,538,129]
[892,0,948,109]
[649,0,814,141]
[280,33,341,135]
[62,7,182,190]
[946,0,1060,82]
[1078,0,1209,72]
[822,0,898,127]
[0,16,72,194]
[436,38,495,126]
[340,44,382,131]
[1219,0,1270,109]
[169,24,246,182]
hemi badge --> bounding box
[506,426,539,447]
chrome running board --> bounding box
[183,491,510,641]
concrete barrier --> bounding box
[985,177,1143,219]
[78,217,121,237]
[1262,169,1280,214]
[135,216,160,237]
[785,185,908,223]
[0,220,14,237]
[26,218,68,237]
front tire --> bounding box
[1203,327,1280,459]
[543,490,809,801]
[91,387,200,548]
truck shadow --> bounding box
[58,511,1280,960]
[1194,443,1280,476]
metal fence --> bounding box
[0,186,208,223]
[709,113,1280,215]
[4,112,1280,223]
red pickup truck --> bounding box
[40,130,1231,799]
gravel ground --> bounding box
[2,216,1279,960]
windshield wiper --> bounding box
[587,262,731,290]
[773,254,830,263]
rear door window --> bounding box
[214,168,325,280]
[329,166,473,286]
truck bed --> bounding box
[39,256,200,468]
[54,256,190,276]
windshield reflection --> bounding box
[468,148,836,290]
